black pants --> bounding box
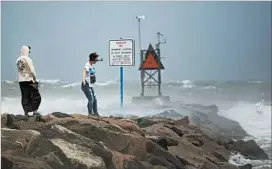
[19,81,41,115]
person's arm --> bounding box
[82,63,89,85]
[82,68,87,85]
[27,58,37,81]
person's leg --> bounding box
[19,82,30,116]
[29,83,41,115]
[93,97,99,116]
[90,87,99,116]
[81,82,94,115]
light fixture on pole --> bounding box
[136,15,145,20]
[136,15,145,54]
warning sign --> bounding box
[109,39,135,66]
[139,44,165,70]
[142,53,159,69]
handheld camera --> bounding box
[95,58,103,62]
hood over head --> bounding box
[20,45,30,57]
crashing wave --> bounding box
[4,80,15,84]
[95,78,119,86]
[202,85,217,90]
[229,152,272,169]
[59,79,119,88]
[37,79,62,85]
[165,80,196,88]
[61,82,80,88]
[248,81,263,84]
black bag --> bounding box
[90,75,96,84]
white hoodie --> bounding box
[16,45,37,82]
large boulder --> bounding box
[135,117,156,128]
[111,151,147,169]
[168,128,232,169]
[46,118,185,169]
[146,136,168,150]
[225,140,269,160]
[218,162,239,169]
[179,104,249,140]
[169,140,217,169]
[50,138,106,169]
[153,110,184,120]
[144,123,182,141]
[39,124,115,168]
[238,164,252,169]
[1,128,74,169]
[51,112,73,118]
[175,116,190,126]
[106,118,145,136]
[1,114,46,130]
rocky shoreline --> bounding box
[1,112,269,169]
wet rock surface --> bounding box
[1,112,266,169]
[225,140,269,160]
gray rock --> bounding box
[226,140,269,160]
[238,164,252,169]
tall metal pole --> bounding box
[120,37,124,108]
[120,66,124,107]
[156,32,166,96]
[138,18,144,96]
[138,18,141,55]
[157,32,162,96]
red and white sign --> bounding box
[109,39,135,66]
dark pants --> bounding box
[81,81,99,116]
[19,81,41,116]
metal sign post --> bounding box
[109,38,135,108]
[120,66,124,107]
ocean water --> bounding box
[1,79,271,168]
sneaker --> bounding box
[94,113,100,117]
[24,112,29,117]
[33,112,40,116]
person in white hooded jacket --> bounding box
[16,45,41,116]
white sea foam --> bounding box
[180,80,196,88]
[219,101,271,168]
[229,152,271,169]
[61,82,80,88]
[37,79,62,84]
[219,101,271,142]
[4,80,15,84]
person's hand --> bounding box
[82,80,86,86]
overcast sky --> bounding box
[1,1,271,82]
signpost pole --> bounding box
[120,37,124,109]
[109,38,135,110]
[120,66,124,108]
